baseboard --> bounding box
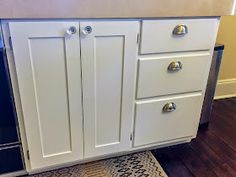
[214,79,236,99]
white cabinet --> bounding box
[9,22,84,169]
[132,19,219,147]
[6,18,219,171]
[9,20,139,167]
[80,21,139,158]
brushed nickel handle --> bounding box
[162,102,176,113]
[168,61,182,72]
[81,26,92,35]
[66,26,77,36]
[173,24,188,36]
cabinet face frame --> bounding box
[8,21,84,169]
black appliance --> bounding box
[0,25,24,175]
[200,44,224,128]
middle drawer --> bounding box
[136,52,211,99]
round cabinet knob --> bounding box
[81,26,92,35]
[172,24,188,36]
[162,102,177,113]
[168,61,182,72]
[66,26,77,36]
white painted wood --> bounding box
[137,52,211,98]
[134,93,202,147]
[80,21,139,158]
[26,136,192,175]
[5,18,219,172]
[140,18,219,54]
[9,22,83,169]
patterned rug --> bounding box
[29,151,167,177]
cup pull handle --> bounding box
[168,61,182,72]
[173,24,188,36]
[162,102,177,113]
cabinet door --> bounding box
[9,22,83,169]
[80,21,139,158]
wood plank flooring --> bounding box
[152,98,236,177]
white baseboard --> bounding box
[214,79,236,99]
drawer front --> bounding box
[137,53,211,99]
[140,19,219,54]
[133,93,202,147]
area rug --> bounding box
[30,151,168,177]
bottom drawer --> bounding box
[133,93,202,147]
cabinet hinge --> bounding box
[130,133,133,141]
[26,150,30,160]
[137,33,140,44]
[9,36,13,50]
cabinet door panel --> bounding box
[9,22,83,169]
[81,21,139,158]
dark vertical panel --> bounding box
[0,49,19,144]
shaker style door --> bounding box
[80,21,139,158]
[9,22,83,169]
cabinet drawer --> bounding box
[137,53,211,99]
[140,19,219,54]
[133,93,202,147]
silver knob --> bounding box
[81,26,92,35]
[66,26,77,36]
[162,102,177,113]
[173,24,188,36]
[168,61,182,72]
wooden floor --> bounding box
[152,98,236,177]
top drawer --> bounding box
[140,19,219,54]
